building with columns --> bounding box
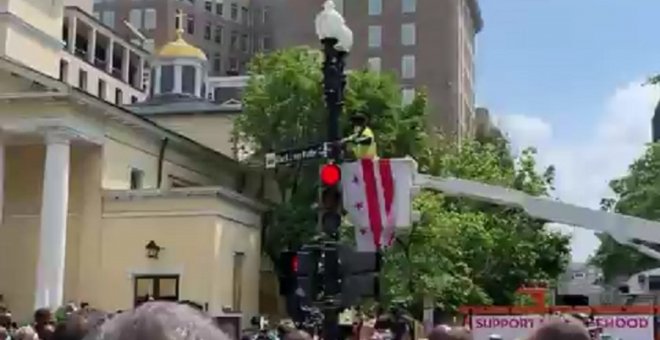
[0,0,275,326]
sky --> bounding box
[475,0,660,262]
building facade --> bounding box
[92,0,273,77]
[270,0,483,142]
[0,0,273,325]
[556,262,605,306]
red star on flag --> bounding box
[359,228,367,235]
[352,175,360,184]
[354,202,364,210]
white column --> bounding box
[122,47,130,83]
[137,57,145,90]
[153,66,162,95]
[173,65,183,93]
[34,133,71,310]
[87,29,97,64]
[194,65,202,97]
[0,141,4,226]
[106,39,114,74]
[67,16,76,54]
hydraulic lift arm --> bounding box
[415,174,660,261]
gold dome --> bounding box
[157,33,207,61]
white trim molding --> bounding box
[127,265,185,279]
[0,12,65,50]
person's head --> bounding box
[527,320,589,340]
[428,326,472,340]
[34,308,53,325]
[350,112,368,131]
[14,326,39,340]
[0,326,8,340]
[0,312,10,328]
[284,330,312,340]
[88,301,230,340]
[53,312,90,340]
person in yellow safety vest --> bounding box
[342,112,377,159]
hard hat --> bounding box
[350,111,368,123]
[488,335,503,340]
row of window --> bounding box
[128,8,158,30]
[368,23,416,48]
[179,0,270,25]
[60,60,139,106]
[369,0,416,15]
[367,55,415,79]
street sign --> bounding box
[265,143,329,169]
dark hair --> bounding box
[529,320,589,340]
[35,308,52,321]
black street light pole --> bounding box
[322,37,347,160]
[320,37,346,340]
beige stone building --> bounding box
[0,0,273,328]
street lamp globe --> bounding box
[315,0,353,52]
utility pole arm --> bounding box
[415,174,660,260]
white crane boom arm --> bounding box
[415,174,660,260]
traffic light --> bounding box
[338,244,380,307]
[320,163,342,238]
[278,250,299,296]
[296,245,322,304]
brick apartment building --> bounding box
[270,0,483,141]
[92,0,273,77]
[93,0,482,140]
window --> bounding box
[229,57,238,72]
[240,34,248,52]
[130,168,145,189]
[144,9,157,30]
[97,79,106,99]
[402,88,415,105]
[59,60,68,82]
[232,252,245,311]
[230,31,238,50]
[230,3,238,20]
[182,65,196,94]
[131,96,138,103]
[204,0,212,12]
[402,0,416,13]
[333,0,344,14]
[78,70,87,90]
[115,88,123,104]
[262,36,272,51]
[368,25,381,48]
[213,53,221,73]
[401,55,415,79]
[102,11,115,28]
[134,275,179,307]
[93,11,100,20]
[214,26,223,44]
[262,6,269,23]
[368,0,382,15]
[401,23,416,46]
[204,23,211,40]
[367,57,381,72]
[161,65,175,92]
[129,9,143,29]
[215,0,223,15]
[186,14,195,34]
[241,6,248,24]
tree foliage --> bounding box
[590,144,660,282]
[235,47,570,314]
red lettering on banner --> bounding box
[474,317,538,329]
[595,317,649,329]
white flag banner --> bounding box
[341,158,416,251]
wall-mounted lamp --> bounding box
[145,240,163,259]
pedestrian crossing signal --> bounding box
[320,163,341,186]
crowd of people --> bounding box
[0,301,599,340]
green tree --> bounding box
[590,144,660,282]
[235,47,570,314]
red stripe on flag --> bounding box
[378,159,395,245]
[361,159,383,248]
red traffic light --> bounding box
[291,255,299,273]
[320,163,341,186]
